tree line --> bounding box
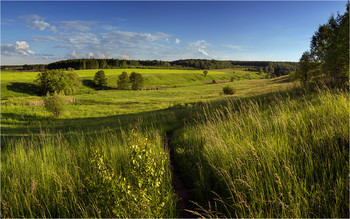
[2,58,297,76]
[292,4,349,88]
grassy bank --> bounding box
[171,87,349,217]
[1,128,177,218]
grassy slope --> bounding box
[1,68,348,218]
[171,88,349,218]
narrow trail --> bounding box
[166,131,194,218]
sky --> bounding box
[1,1,347,65]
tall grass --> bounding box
[172,88,349,217]
[1,128,177,218]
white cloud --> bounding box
[66,50,79,59]
[121,55,131,60]
[97,53,106,59]
[21,14,56,32]
[1,41,35,56]
[198,48,209,57]
[187,40,214,58]
[101,30,171,45]
[175,38,181,44]
[88,52,94,58]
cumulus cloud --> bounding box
[175,38,181,44]
[21,14,56,32]
[121,55,131,60]
[1,41,35,56]
[66,50,79,59]
[88,52,94,58]
[97,53,106,59]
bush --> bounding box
[44,91,66,118]
[129,72,144,90]
[117,72,129,89]
[222,85,236,95]
[93,70,107,88]
[212,79,217,84]
[203,71,208,77]
[35,69,81,95]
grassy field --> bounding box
[171,87,349,217]
[1,68,348,218]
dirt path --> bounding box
[166,131,194,218]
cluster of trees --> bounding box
[35,68,81,95]
[292,4,349,88]
[117,72,144,90]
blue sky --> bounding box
[1,1,347,65]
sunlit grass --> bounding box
[171,87,349,218]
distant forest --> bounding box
[1,59,298,77]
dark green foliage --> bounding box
[212,79,216,84]
[44,91,66,118]
[35,69,81,95]
[203,70,208,77]
[41,58,298,71]
[129,72,144,90]
[117,72,129,89]
[93,70,107,88]
[295,4,349,88]
[222,85,236,95]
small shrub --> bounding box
[212,79,217,84]
[93,70,107,88]
[230,76,234,82]
[222,85,236,95]
[203,71,208,77]
[44,91,66,118]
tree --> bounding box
[129,72,144,90]
[94,70,107,88]
[35,69,81,95]
[44,91,66,118]
[203,70,208,77]
[297,51,314,83]
[117,71,129,89]
[294,4,349,88]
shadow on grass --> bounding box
[82,79,116,91]
[6,82,39,96]
[2,84,314,147]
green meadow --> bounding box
[1,68,348,217]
